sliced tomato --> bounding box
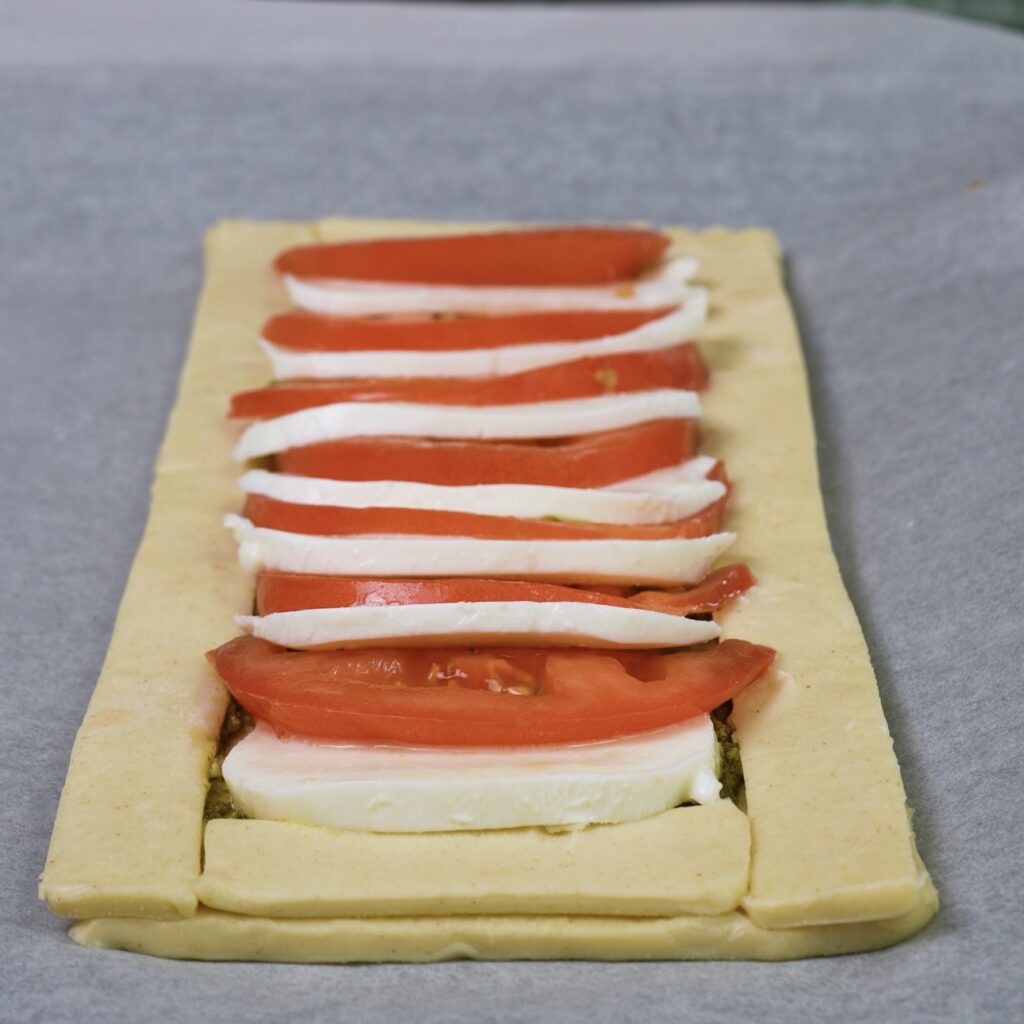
[255,564,755,616]
[625,564,755,614]
[263,308,677,353]
[274,228,670,287]
[230,346,708,419]
[706,459,729,486]
[207,636,775,746]
[566,565,753,609]
[242,492,726,542]
[276,419,697,487]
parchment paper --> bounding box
[2,2,1021,1021]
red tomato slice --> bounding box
[706,460,729,486]
[255,564,755,616]
[276,419,697,487]
[274,228,670,287]
[242,493,726,542]
[625,564,755,613]
[264,308,676,353]
[230,346,708,419]
[564,565,754,610]
[207,636,775,746]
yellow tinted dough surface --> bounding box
[44,218,935,959]
[72,873,936,963]
[198,803,750,919]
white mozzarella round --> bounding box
[261,297,706,381]
[237,469,725,526]
[222,717,722,833]
[233,389,702,461]
[609,455,719,491]
[283,255,700,317]
[225,515,735,586]
[237,601,720,650]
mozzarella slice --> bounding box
[610,455,720,492]
[238,469,725,526]
[237,601,720,650]
[225,515,735,585]
[284,255,700,317]
[222,718,722,833]
[261,297,706,381]
[234,389,701,462]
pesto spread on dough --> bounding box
[712,704,744,803]
[203,701,252,821]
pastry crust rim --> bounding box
[40,218,937,960]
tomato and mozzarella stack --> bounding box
[209,227,775,832]
[274,228,700,316]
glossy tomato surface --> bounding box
[242,492,727,541]
[275,419,697,487]
[273,228,670,286]
[263,307,677,353]
[208,636,774,746]
[255,564,754,616]
[230,346,708,418]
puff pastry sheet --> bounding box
[41,218,936,960]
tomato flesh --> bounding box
[243,492,726,542]
[274,228,670,287]
[255,564,755,616]
[611,564,755,614]
[263,308,677,353]
[230,346,708,419]
[276,419,697,487]
[208,636,775,746]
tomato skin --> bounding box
[255,564,755,616]
[273,229,670,287]
[229,346,708,419]
[207,636,775,746]
[242,492,726,542]
[263,308,677,353]
[627,564,755,614]
[706,459,729,486]
[276,419,697,487]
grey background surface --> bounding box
[2,2,1022,1022]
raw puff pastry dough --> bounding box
[40,219,937,959]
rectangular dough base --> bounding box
[72,873,937,962]
[44,218,936,961]
[197,803,751,919]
